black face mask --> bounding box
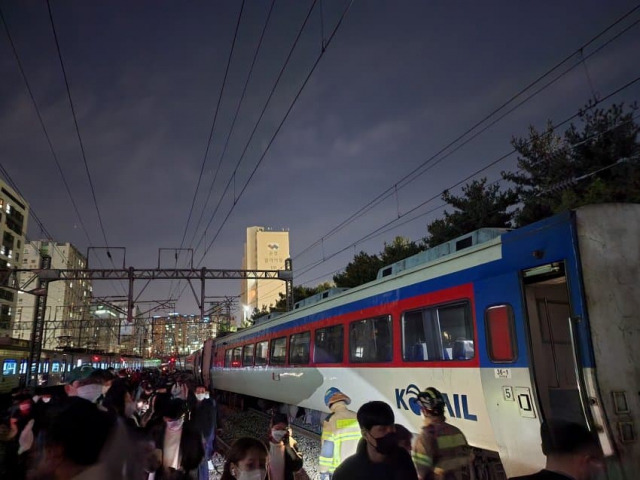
[370,431,398,455]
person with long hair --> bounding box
[221,437,269,480]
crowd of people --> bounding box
[0,366,217,479]
[0,369,605,480]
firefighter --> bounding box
[412,387,470,480]
[319,387,360,479]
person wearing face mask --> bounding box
[265,413,303,480]
[149,397,204,479]
[221,436,269,480]
[413,387,469,480]
[333,401,417,480]
[509,420,604,480]
[192,385,217,480]
[64,366,104,403]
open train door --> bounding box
[521,262,590,428]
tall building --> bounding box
[13,241,92,350]
[240,226,290,320]
[86,301,144,355]
[150,314,217,358]
[0,181,28,335]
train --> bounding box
[187,203,639,478]
[0,337,147,394]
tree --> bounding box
[250,305,269,322]
[272,282,334,311]
[333,236,426,288]
[333,251,383,288]
[503,102,640,226]
[380,236,424,265]
[425,178,517,247]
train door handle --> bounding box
[514,387,536,418]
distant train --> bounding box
[0,337,146,393]
[188,203,639,478]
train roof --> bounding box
[376,227,509,280]
[217,227,511,345]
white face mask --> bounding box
[235,468,266,480]
[76,384,103,403]
[271,429,287,443]
[195,393,206,401]
[167,417,184,431]
[204,392,210,399]
[42,397,51,404]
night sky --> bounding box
[1,1,639,315]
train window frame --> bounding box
[485,304,517,363]
[2,359,17,375]
[255,341,269,366]
[224,349,233,367]
[314,324,344,364]
[232,347,242,367]
[289,331,310,365]
[402,300,474,362]
[349,315,393,363]
[269,337,287,365]
[242,343,255,366]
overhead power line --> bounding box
[178,0,247,250]
[0,5,94,251]
[45,1,112,253]
[177,0,354,304]
[185,0,278,250]
[288,78,640,287]
[292,4,640,264]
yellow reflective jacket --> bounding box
[319,402,360,476]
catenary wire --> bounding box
[293,4,640,262]
[177,0,353,305]
[195,0,354,265]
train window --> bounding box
[232,347,242,367]
[51,361,60,373]
[314,325,344,363]
[269,337,287,365]
[20,360,27,374]
[255,341,268,366]
[2,359,17,375]
[243,344,255,366]
[289,332,310,365]
[485,304,517,362]
[402,301,474,361]
[349,315,392,363]
[224,349,233,367]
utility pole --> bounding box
[26,255,51,387]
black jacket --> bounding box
[333,438,417,480]
[150,420,204,479]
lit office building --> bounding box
[0,181,28,335]
[240,227,290,322]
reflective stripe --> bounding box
[437,433,466,450]
[412,451,433,468]
[336,419,359,429]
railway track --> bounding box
[214,407,321,479]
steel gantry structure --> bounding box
[0,258,293,386]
